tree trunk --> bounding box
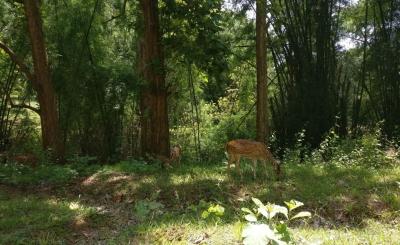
[24,0,64,160]
[256,0,268,143]
[138,0,170,159]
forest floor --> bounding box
[1,160,400,244]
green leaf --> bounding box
[252,197,265,208]
[241,207,255,215]
[242,224,287,245]
[275,223,291,243]
[257,206,271,220]
[134,201,150,221]
[201,210,209,219]
[265,204,288,219]
[244,213,258,222]
[242,224,272,245]
[234,221,245,241]
[208,204,225,216]
[187,204,197,212]
[148,201,164,210]
[284,200,304,211]
[273,205,288,219]
[290,211,311,220]
[199,199,208,208]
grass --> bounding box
[0,157,399,244]
[294,220,400,244]
[0,188,102,244]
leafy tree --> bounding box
[1,0,64,160]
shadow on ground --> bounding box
[1,161,399,243]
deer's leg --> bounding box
[227,154,232,170]
[252,160,257,179]
[236,156,242,178]
[263,160,268,177]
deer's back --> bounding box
[226,139,268,160]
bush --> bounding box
[239,198,311,245]
[133,190,164,222]
[283,127,394,168]
[108,159,160,174]
[171,100,257,164]
[0,163,78,186]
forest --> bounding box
[0,0,399,244]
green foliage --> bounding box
[201,203,225,224]
[134,191,164,222]
[0,155,400,243]
[0,190,100,244]
[0,195,73,244]
[106,159,160,174]
[134,199,165,222]
[283,126,394,169]
[240,198,311,245]
[68,154,97,165]
[283,129,308,165]
[162,0,230,104]
[185,199,226,225]
[67,161,101,176]
[0,163,79,186]
[1,0,400,243]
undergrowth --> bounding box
[0,131,399,244]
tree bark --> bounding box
[256,0,269,143]
[23,0,64,160]
[138,0,170,159]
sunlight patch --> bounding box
[69,201,82,210]
[46,199,59,205]
[105,173,133,183]
[82,172,102,186]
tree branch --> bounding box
[6,93,40,115]
[0,41,37,86]
[103,0,128,24]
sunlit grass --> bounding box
[0,191,100,244]
[294,219,400,244]
[1,157,399,244]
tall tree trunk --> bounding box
[256,0,268,143]
[138,0,170,159]
[24,0,64,160]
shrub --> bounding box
[239,198,311,245]
[133,190,164,222]
[283,126,394,168]
[0,163,78,186]
[109,159,159,174]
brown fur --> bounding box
[170,145,182,165]
[10,153,39,168]
[155,155,172,168]
[226,139,280,179]
[155,145,182,168]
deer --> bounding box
[9,153,39,168]
[155,145,182,168]
[226,139,280,179]
[170,145,182,165]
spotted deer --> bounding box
[170,145,182,165]
[226,139,280,179]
